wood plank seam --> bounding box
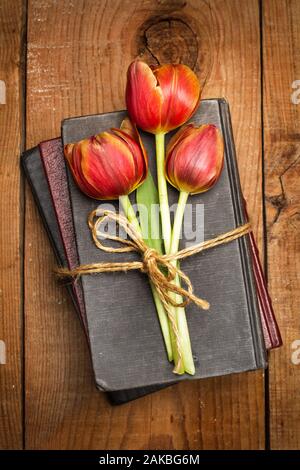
[263,0,300,450]
[0,0,25,450]
[259,0,270,451]
[20,0,28,451]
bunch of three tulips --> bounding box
[65,60,224,375]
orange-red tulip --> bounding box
[64,118,148,200]
[165,124,224,195]
[126,60,201,134]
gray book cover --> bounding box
[59,98,267,392]
[21,148,83,328]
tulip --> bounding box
[64,118,173,361]
[126,60,201,135]
[126,61,201,374]
[165,124,224,195]
[126,60,201,250]
[164,123,224,374]
[64,118,148,201]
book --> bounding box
[21,146,85,331]
[21,144,166,404]
[61,99,269,391]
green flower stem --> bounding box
[155,133,172,254]
[119,194,173,362]
[170,191,195,375]
[119,194,140,233]
[155,133,184,374]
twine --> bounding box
[57,209,251,373]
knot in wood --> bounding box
[138,17,198,70]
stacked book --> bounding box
[22,99,282,405]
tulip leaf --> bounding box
[136,171,164,254]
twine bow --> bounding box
[57,208,251,372]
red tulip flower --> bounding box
[165,124,224,195]
[126,60,201,251]
[126,60,201,134]
[64,118,148,200]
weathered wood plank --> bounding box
[25,0,264,449]
[0,0,24,450]
[263,0,300,450]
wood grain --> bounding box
[263,0,300,449]
[25,0,264,449]
[0,0,24,450]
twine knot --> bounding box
[142,247,158,274]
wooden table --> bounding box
[0,0,299,450]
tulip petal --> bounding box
[155,64,201,132]
[166,123,196,157]
[112,126,148,189]
[126,60,163,133]
[119,117,137,140]
[118,118,148,181]
[64,142,102,199]
[165,124,200,190]
[119,118,148,167]
[85,133,138,199]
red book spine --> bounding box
[244,200,282,349]
[39,138,88,333]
